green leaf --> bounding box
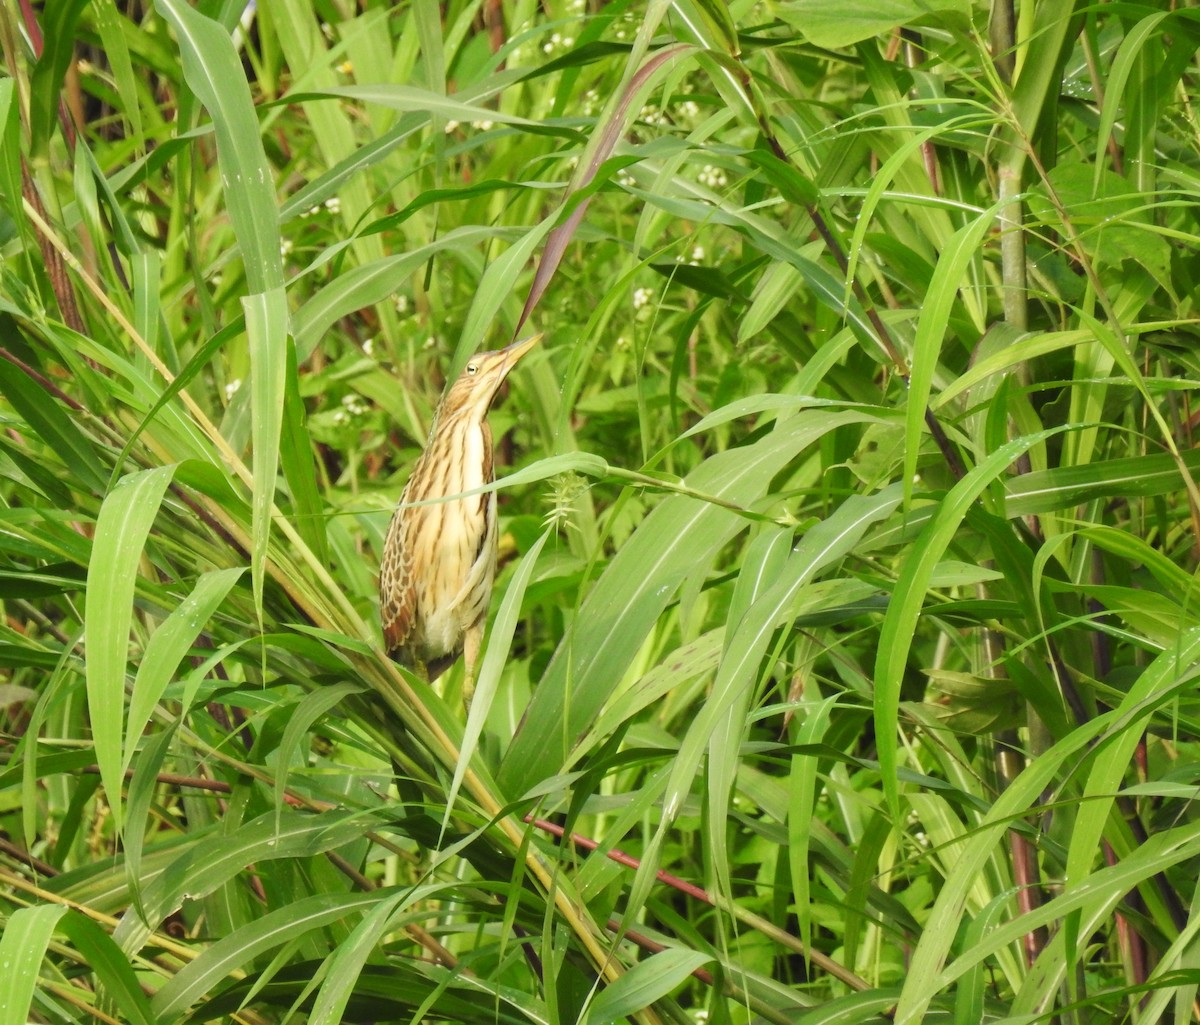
[151,891,385,1021]
[1005,448,1200,516]
[905,203,998,502]
[93,0,145,149]
[85,464,178,835]
[245,287,290,611]
[446,528,553,831]
[58,911,156,1025]
[1006,0,1077,163]
[126,566,245,773]
[308,889,412,1025]
[931,814,1200,1019]
[113,807,391,955]
[890,707,1111,1024]
[874,428,1068,816]
[273,680,364,825]
[685,0,741,55]
[0,356,107,494]
[662,486,900,905]
[291,226,509,360]
[27,0,90,157]
[586,949,712,1025]
[743,149,820,206]
[0,905,68,1025]
[499,410,877,799]
[110,320,247,492]
[795,991,902,1025]
[703,524,793,898]
[155,0,283,293]
[1028,161,1172,284]
[0,79,23,229]
[124,723,177,923]
[293,83,541,126]
[776,0,971,49]
[454,217,555,374]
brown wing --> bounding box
[379,502,417,659]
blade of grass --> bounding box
[875,427,1070,818]
[85,464,178,835]
[154,0,283,293]
[0,905,69,1025]
[245,287,290,611]
[125,567,245,775]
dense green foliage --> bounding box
[3,0,1200,1022]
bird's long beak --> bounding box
[500,332,542,371]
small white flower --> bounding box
[320,22,334,40]
[342,394,370,416]
[471,119,494,131]
[444,119,460,134]
[698,164,727,188]
[617,170,635,187]
[324,196,340,214]
[303,204,321,218]
[690,244,705,264]
[279,238,293,257]
[225,379,242,401]
[632,287,653,310]
[395,295,409,314]
[639,104,661,125]
[423,336,437,350]
[363,337,375,356]
[680,100,700,119]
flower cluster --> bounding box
[300,196,341,217]
[330,393,371,427]
[543,31,575,54]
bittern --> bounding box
[379,333,541,703]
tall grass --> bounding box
[2,1,1200,1023]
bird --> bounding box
[379,332,542,705]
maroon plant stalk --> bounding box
[512,44,694,343]
[528,815,711,902]
[524,815,868,990]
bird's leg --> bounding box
[461,619,484,710]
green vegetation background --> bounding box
[2,1,1200,1023]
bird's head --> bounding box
[442,332,542,420]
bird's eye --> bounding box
[467,363,478,375]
